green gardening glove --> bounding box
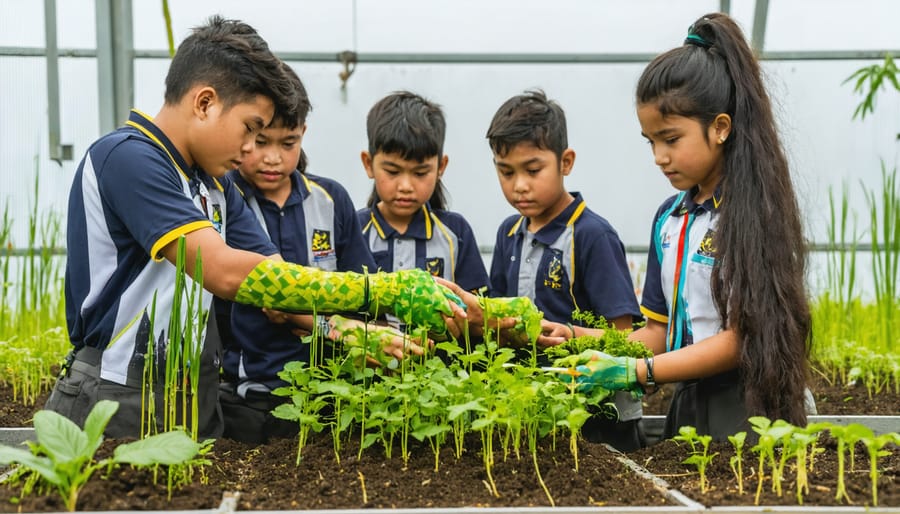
[477,296,543,344]
[235,261,459,332]
[566,350,638,392]
[368,269,460,333]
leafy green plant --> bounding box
[844,53,899,123]
[859,428,900,506]
[271,360,327,464]
[749,417,794,504]
[0,400,202,511]
[727,431,746,495]
[672,425,717,493]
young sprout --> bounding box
[727,431,747,495]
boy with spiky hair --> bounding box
[358,91,489,296]
[486,90,645,450]
[49,16,457,439]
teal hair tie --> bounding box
[684,33,712,49]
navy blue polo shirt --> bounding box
[641,187,723,351]
[223,169,375,388]
[490,192,639,325]
[65,109,276,385]
[358,204,489,293]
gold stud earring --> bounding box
[718,136,726,144]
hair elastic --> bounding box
[684,33,712,49]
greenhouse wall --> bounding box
[1,0,898,297]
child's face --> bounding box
[193,91,274,178]
[637,103,729,201]
[238,123,306,199]
[362,151,447,224]
[494,142,574,231]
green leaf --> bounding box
[82,400,118,452]
[447,400,486,420]
[0,447,63,485]
[113,431,201,466]
[33,410,89,462]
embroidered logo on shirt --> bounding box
[543,249,564,290]
[211,204,223,233]
[311,229,336,261]
[697,228,716,258]
[425,257,444,277]
[661,232,671,249]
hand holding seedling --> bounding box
[327,314,427,367]
[559,350,638,392]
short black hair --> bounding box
[365,91,449,210]
[366,91,445,161]
[164,15,297,121]
[486,89,568,159]
[271,64,312,130]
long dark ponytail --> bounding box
[636,13,811,425]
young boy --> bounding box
[358,91,489,297]
[486,90,645,450]
[219,65,377,443]
[48,16,457,439]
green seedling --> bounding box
[861,430,900,506]
[0,400,202,511]
[749,416,794,504]
[673,426,717,493]
[727,431,746,495]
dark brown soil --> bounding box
[0,434,677,511]
[0,377,896,511]
[630,438,900,507]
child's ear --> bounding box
[712,113,732,144]
[193,86,218,120]
[560,148,576,176]
[437,155,449,178]
[361,151,375,178]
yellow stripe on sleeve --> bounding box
[640,305,668,324]
[150,220,214,261]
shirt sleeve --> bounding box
[488,220,512,297]
[100,139,211,259]
[443,213,489,294]
[640,202,672,323]
[576,226,641,320]
[220,177,278,256]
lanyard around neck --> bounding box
[666,211,695,353]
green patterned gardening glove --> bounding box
[235,260,368,313]
[368,269,460,332]
[477,296,543,344]
[564,350,638,392]
[235,261,459,332]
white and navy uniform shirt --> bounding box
[490,192,641,421]
[490,192,640,325]
[358,204,489,294]
[641,188,722,352]
[65,109,276,386]
[224,170,375,389]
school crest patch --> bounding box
[211,204,223,233]
[311,229,336,261]
[697,228,716,258]
[425,257,444,277]
[543,249,564,290]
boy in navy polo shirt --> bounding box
[358,92,489,298]
[219,66,377,443]
[486,90,644,450]
[47,17,458,439]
